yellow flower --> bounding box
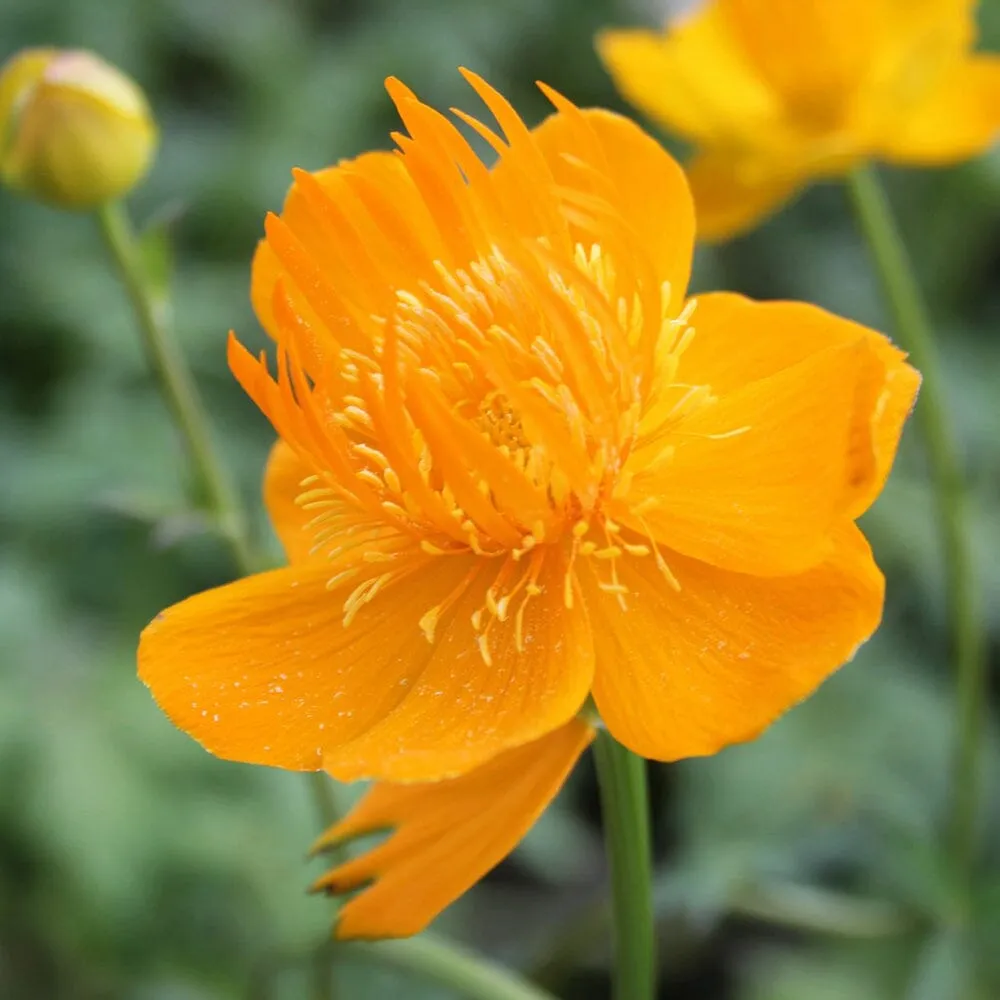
[138,71,918,938]
[0,48,156,209]
[598,0,1000,239]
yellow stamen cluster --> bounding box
[270,235,711,661]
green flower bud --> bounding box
[0,48,157,209]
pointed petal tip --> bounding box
[535,79,574,112]
[309,820,353,857]
[262,210,283,239]
[457,66,485,87]
[384,75,418,106]
[309,872,336,895]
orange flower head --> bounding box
[598,0,1000,239]
[139,71,919,938]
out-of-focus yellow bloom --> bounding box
[0,48,156,209]
[598,0,1000,240]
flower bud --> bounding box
[0,48,157,209]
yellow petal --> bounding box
[879,56,1000,164]
[624,337,873,576]
[313,719,595,939]
[721,0,885,116]
[686,149,812,242]
[589,523,883,761]
[596,18,780,147]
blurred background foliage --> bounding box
[1,0,1000,997]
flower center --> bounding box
[312,240,658,554]
[279,240,699,654]
[476,391,531,454]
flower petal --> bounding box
[263,438,317,565]
[140,552,593,782]
[322,553,594,782]
[589,523,884,761]
[677,295,920,516]
[679,294,873,393]
[879,56,1000,164]
[138,555,471,771]
[721,0,886,108]
[529,102,695,313]
[623,337,876,575]
[313,719,594,939]
[596,18,780,148]
[250,151,443,372]
[686,149,810,242]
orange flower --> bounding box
[598,0,1000,239]
[138,70,919,938]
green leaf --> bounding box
[137,201,184,308]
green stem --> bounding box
[337,936,557,1000]
[95,201,253,573]
[307,771,343,828]
[97,200,342,997]
[531,879,910,991]
[311,950,336,1000]
[846,166,984,884]
[593,729,656,1000]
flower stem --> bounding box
[846,166,985,884]
[338,936,557,1000]
[96,199,341,995]
[307,771,343,828]
[95,200,254,573]
[593,728,656,1000]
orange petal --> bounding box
[624,337,874,575]
[676,295,920,516]
[596,19,780,148]
[529,103,695,315]
[589,523,884,761]
[879,56,1000,165]
[679,294,878,394]
[250,165,347,366]
[139,552,594,782]
[322,553,594,782]
[139,554,482,772]
[249,151,442,371]
[686,148,811,242]
[313,719,594,939]
[263,438,319,565]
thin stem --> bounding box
[846,166,985,884]
[531,878,910,991]
[592,729,656,1000]
[307,771,343,828]
[335,936,557,1000]
[311,950,336,1000]
[96,202,341,994]
[95,201,253,573]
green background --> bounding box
[2,0,999,996]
